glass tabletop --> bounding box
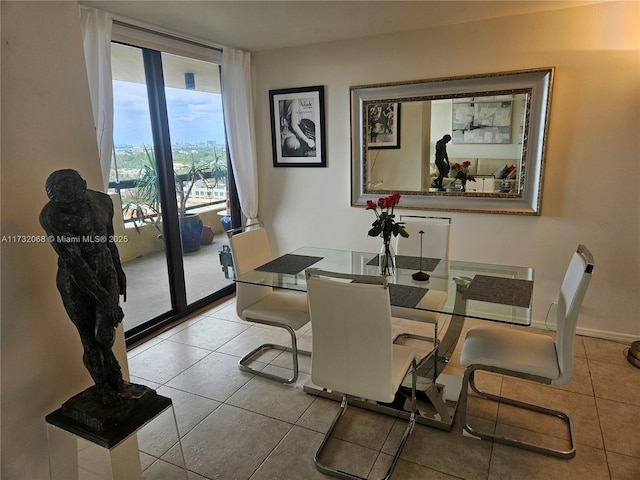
[234,246,534,326]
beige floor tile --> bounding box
[385,418,493,480]
[573,335,587,358]
[127,339,211,384]
[462,371,502,423]
[216,324,294,361]
[137,400,190,458]
[167,403,292,480]
[606,451,640,480]
[205,302,245,324]
[155,385,221,438]
[556,355,594,396]
[166,315,250,350]
[249,426,328,480]
[596,398,640,459]
[154,312,211,339]
[226,374,315,424]
[314,436,380,479]
[269,345,313,375]
[589,358,640,406]
[129,375,161,390]
[489,441,609,480]
[329,404,397,451]
[141,458,201,480]
[127,336,164,359]
[584,337,633,365]
[494,421,574,457]
[499,377,603,449]
[139,451,156,472]
[296,396,343,433]
[165,351,258,402]
[370,455,461,480]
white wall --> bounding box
[252,1,640,341]
[369,101,424,190]
[1,2,130,478]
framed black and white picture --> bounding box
[366,102,401,149]
[269,85,326,167]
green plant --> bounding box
[175,154,211,217]
[209,149,227,188]
[124,147,228,227]
[122,146,161,232]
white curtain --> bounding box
[221,47,259,224]
[80,8,114,191]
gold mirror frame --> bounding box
[350,68,554,215]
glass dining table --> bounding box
[234,246,534,430]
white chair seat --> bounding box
[461,326,560,380]
[390,344,417,401]
[242,290,310,331]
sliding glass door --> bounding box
[109,42,235,343]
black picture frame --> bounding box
[366,102,401,149]
[269,85,326,167]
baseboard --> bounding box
[530,319,638,344]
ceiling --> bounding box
[80,1,601,52]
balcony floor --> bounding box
[121,236,234,332]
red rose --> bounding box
[452,163,461,170]
[366,200,376,210]
[462,161,471,168]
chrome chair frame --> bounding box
[459,365,577,458]
[237,320,310,384]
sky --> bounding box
[113,80,226,146]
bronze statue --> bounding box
[40,169,129,406]
[434,134,452,190]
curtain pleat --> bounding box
[80,8,114,191]
[221,47,259,224]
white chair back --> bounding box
[554,245,594,385]
[306,271,396,403]
[228,226,273,317]
[395,216,451,260]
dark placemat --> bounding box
[464,275,533,308]
[255,254,323,275]
[389,284,430,308]
[366,255,440,272]
[352,279,429,309]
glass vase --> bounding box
[379,239,396,276]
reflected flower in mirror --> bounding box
[450,161,476,191]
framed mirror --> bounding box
[350,68,554,215]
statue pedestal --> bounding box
[45,386,186,479]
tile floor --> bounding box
[127,295,640,480]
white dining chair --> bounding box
[458,244,594,458]
[228,223,311,384]
[393,216,451,370]
[306,268,418,480]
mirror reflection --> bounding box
[350,68,554,214]
[365,93,528,195]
